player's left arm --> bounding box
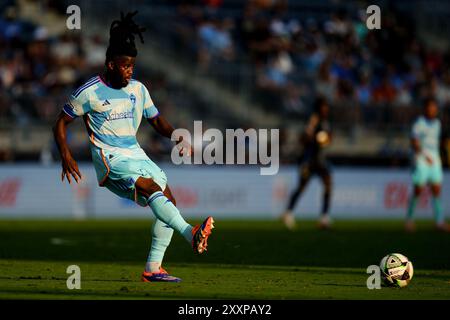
[142,84,192,156]
[148,115,192,156]
[147,115,175,139]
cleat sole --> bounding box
[195,217,214,254]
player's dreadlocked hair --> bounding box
[105,11,146,62]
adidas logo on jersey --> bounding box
[102,100,111,106]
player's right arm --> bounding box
[53,111,82,184]
[301,114,319,145]
[52,88,91,184]
[411,137,420,154]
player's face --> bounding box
[108,56,136,87]
[424,101,438,119]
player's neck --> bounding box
[101,72,123,89]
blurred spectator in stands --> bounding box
[372,74,397,104]
[245,13,272,64]
[202,0,223,10]
[315,60,336,102]
[355,71,372,106]
[282,84,306,117]
[395,83,413,107]
[352,9,369,45]
[431,72,450,107]
[324,9,353,41]
[83,34,105,70]
[425,48,443,76]
[257,50,292,92]
[197,15,235,70]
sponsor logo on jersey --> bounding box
[106,110,133,121]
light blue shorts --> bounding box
[91,146,168,207]
[412,159,443,186]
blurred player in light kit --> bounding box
[406,97,449,232]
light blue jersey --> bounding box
[411,116,441,164]
[411,116,443,185]
[63,75,167,200]
[63,75,159,152]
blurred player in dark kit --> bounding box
[281,97,333,230]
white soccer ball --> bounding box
[316,130,330,146]
[379,253,414,288]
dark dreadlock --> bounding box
[106,11,146,61]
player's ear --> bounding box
[106,60,115,71]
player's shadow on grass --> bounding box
[315,283,368,288]
[0,220,449,270]
[0,287,211,300]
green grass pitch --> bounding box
[0,219,449,299]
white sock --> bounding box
[147,191,193,243]
[145,261,161,273]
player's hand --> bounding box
[425,154,433,165]
[61,153,82,184]
[176,139,193,157]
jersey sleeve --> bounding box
[141,85,160,120]
[62,90,91,118]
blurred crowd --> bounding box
[0,3,193,162]
[0,5,106,124]
[173,0,450,126]
[1,0,450,164]
[3,0,450,126]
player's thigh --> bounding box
[103,178,135,202]
[103,153,169,206]
[135,177,163,198]
[411,162,428,187]
[133,159,169,202]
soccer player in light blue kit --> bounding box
[406,97,448,232]
[53,12,215,282]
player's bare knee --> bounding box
[414,186,424,196]
[165,191,176,206]
[135,177,162,198]
[163,187,177,206]
[431,185,441,197]
[170,195,177,206]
